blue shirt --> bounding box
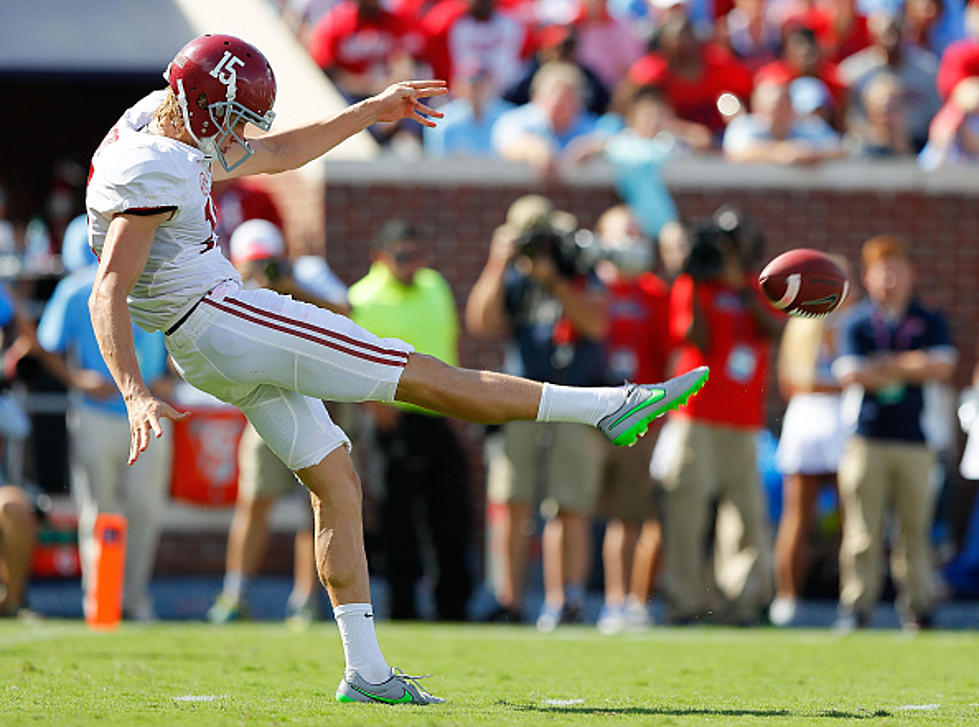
[502,269,605,387]
[492,103,598,155]
[605,130,680,238]
[37,267,169,417]
[0,284,13,328]
[834,298,956,443]
[424,98,513,157]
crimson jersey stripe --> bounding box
[202,299,409,367]
[221,296,409,361]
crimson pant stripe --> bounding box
[221,296,409,362]
[202,299,408,367]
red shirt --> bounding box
[668,275,771,429]
[788,7,871,63]
[628,45,754,132]
[308,2,408,74]
[937,39,979,100]
[604,273,671,384]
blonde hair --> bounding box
[154,88,185,132]
[530,61,584,99]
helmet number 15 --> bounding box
[209,51,245,86]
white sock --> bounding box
[333,603,391,683]
[536,383,623,426]
[222,572,248,603]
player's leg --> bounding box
[236,385,442,704]
[183,287,707,444]
[395,354,708,444]
[0,486,36,614]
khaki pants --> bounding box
[660,419,772,622]
[838,436,937,619]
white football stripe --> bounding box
[772,273,802,310]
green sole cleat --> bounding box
[598,366,710,447]
[336,668,445,705]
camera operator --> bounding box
[659,207,780,625]
[466,195,608,629]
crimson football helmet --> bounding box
[164,34,276,172]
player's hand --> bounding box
[370,80,447,127]
[126,392,190,465]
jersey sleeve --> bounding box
[668,274,695,346]
[89,145,188,218]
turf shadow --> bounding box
[501,702,892,719]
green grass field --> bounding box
[1,620,977,726]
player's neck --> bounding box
[149,115,196,147]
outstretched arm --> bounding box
[89,212,189,464]
[217,80,447,179]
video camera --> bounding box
[516,226,652,278]
[682,206,764,281]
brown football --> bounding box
[758,249,849,318]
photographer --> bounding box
[466,195,608,629]
[659,208,780,625]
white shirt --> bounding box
[86,91,239,332]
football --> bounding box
[758,249,849,318]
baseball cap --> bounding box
[789,76,833,116]
[229,218,285,265]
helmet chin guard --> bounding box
[165,34,276,172]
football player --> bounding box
[86,34,709,704]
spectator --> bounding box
[769,287,851,627]
[832,235,957,630]
[503,24,611,115]
[422,0,531,99]
[719,0,783,72]
[756,25,848,125]
[659,210,780,625]
[723,79,843,162]
[937,0,979,97]
[424,61,515,156]
[492,62,600,174]
[904,0,964,56]
[570,0,646,92]
[844,72,915,155]
[589,205,671,634]
[918,75,979,168]
[0,485,36,618]
[0,186,16,258]
[208,219,351,627]
[349,220,473,621]
[465,195,609,628]
[839,10,940,149]
[307,0,416,101]
[786,0,872,62]
[36,215,173,621]
[596,87,710,242]
[657,220,693,281]
[624,15,755,135]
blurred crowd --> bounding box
[0,157,976,634]
[275,0,979,173]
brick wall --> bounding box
[320,159,979,388]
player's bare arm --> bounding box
[89,212,189,465]
[215,80,447,179]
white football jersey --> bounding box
[86,90,239,332]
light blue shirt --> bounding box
[491,102,598,154]
[37,267,168,417]
[424,98,514,157]
[723,114,841,156]
[605,130,681,239]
